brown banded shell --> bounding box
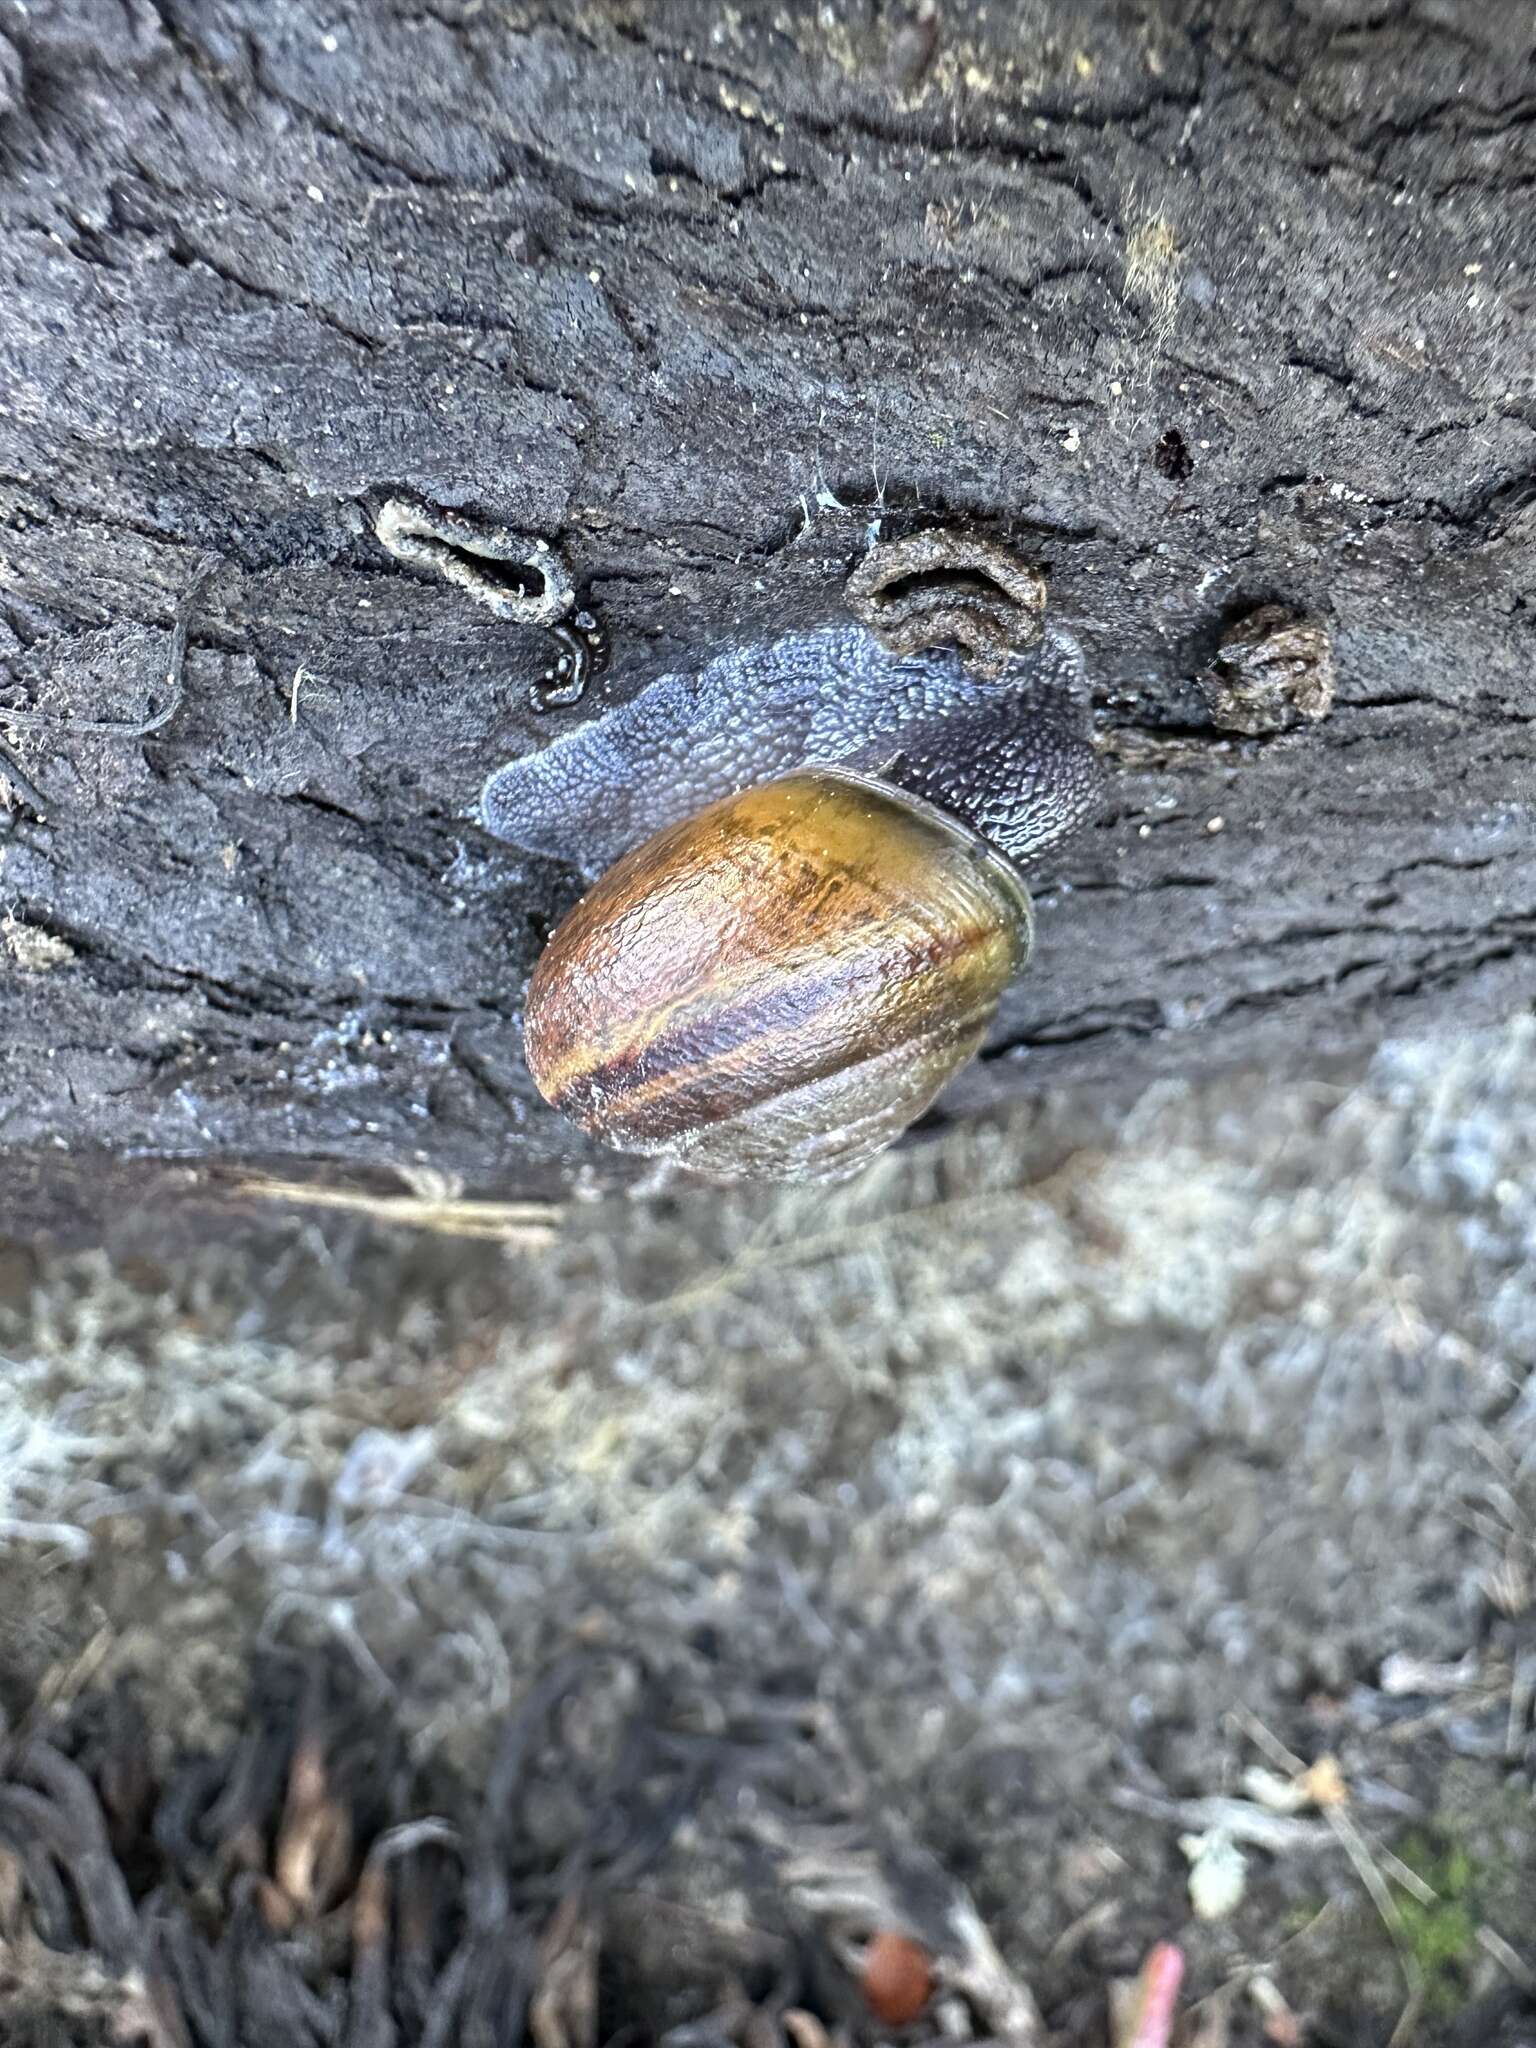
[522,770,1034,1183]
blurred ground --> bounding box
[2,1011,1535,2045]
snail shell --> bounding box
[523,768,1034,1183]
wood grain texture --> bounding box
[0,0,1531,1235]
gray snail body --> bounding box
[481,620,1095,879]
[480,614,1099,1182]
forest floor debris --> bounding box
[2,1016,1535,2041]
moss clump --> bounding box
[1394,1834,1482,2017]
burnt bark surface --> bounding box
[0,0,1532,1234]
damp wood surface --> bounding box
[0,0,1532,1238]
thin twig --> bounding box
[0,740,54,815]
[1110,1787,1331,1853]
[237,1175,562,1243]
[0,554,219,737]
[1233,1711,1428,2037]
[1476,1924,1536,1992]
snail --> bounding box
[480,540,1099,1183]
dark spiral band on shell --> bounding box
[522,771,1033,1182]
